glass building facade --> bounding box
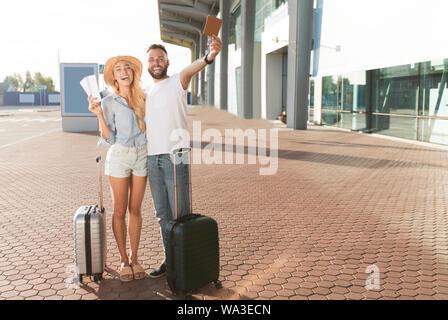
[230,0,288,47]
[229,0,289,118]
[255,0,288,41]
[319,59,448,145]
[229,5,241,50]
[227,1,448,146]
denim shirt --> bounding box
[98,94,147,147]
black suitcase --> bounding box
[165,149,222,297]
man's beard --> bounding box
[148,66,168,79]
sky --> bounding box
[0,0,191,91]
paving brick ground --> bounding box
[1,105,448,300]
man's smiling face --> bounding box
[148,48,169,80]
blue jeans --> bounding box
[147,152,190,257]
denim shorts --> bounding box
[105,143,148,178]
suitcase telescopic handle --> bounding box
[173,148,192,220]
[96,156,104,212]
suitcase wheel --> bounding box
[78,275,83,284]
[93,274,102,283]
[214,280,222,289]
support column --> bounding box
[192,39,199,105]
[241,0,255,119]
[287,0,314,129]
[219,0,230,111]
[208,62,215,105]
[200,35,207,104]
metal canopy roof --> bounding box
[158,0,220,56]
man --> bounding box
[145,35,223,278]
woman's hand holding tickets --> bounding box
[88,96,102,116]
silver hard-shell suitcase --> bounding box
[73,156,107,283]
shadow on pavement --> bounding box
[193,141,446,169]
[77,266,250,300]
[295,139,446,152]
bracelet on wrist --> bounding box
[204,53,214,65]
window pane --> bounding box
[263,2,273,19]
[235,12,242,50]
[339,113,368,131]
[309,79,314,107]
[309,109,314,123]
[309,79,314,123]
[340,72,367,112]
[420,59,448,117]
[371,115,417,140]
[322,76,338,110]
[275,0,287,9]
[230,5,241,49]
[418,118,448,145]
[371,64,419,115]
[322,110,338,126]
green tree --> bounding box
[3,71,55,92]
[23,71,33,92]
[323,78,337,94]
[3,73,24,91]
[33,72,55,92]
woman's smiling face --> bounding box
[113,60,134,87]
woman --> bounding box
[88,55,147,282]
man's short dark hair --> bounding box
[147,44,168,56]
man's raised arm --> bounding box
[180,35,223,90]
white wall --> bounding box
[261,3,289,120]
[262,3,290,56]
[317,0,448,76]
[313,77,322,124]
[262,51,283,120]
[227,43,262,118]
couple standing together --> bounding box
[88,35,223,282]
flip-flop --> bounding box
[119,264,134,282]
[131,263,147,280]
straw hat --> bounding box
[103,55,143,86]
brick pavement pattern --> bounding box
[1,106,448,300]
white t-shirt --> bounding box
[145,73,190,156]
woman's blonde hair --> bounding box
[111,60,146,132]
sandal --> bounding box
[131,263,147,280]
[119,263,134,282]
